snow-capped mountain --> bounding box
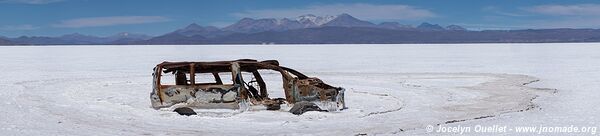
[142,13,473,44]
[223,13,379,33]
[4,13,477,45]
[219,14,468,33]
[295,14,337,27]
[222,18,304,33]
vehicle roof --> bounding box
[156,59,308,78]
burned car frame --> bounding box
[150,59,345,115]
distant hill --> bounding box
[376,22,414,30]
[0,38,12,45]
[321,13,375,27]
[417,23,446,31]
[446,25,467,31]
[139,33,207,45]
[10,36,69,45]
[170,23,231,38]
[202,27,600,44]
[8,32,151,45]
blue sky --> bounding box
[1,0,600,37]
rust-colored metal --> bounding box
[212,72,223,84]
[189,63,195,86]
[252,71,268,98]
[155,64,164,103]
[149,59,345,114]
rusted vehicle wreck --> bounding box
[150,59,346,115]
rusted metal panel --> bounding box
[189,63,195,86]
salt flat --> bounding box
[0,43,598,135]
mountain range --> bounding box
[2,32,151,45]
[2,13,600,45]
[0,38,11,45]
